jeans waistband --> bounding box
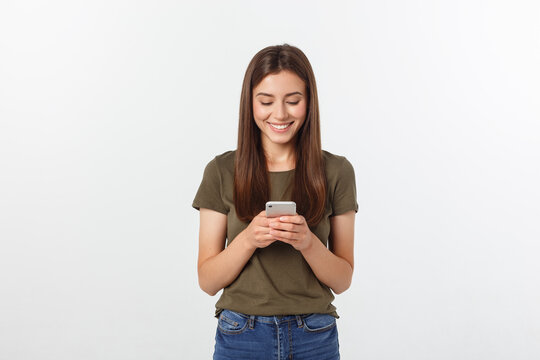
[223,309,307,327]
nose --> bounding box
[273,102,287,121]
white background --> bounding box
[1,1,539,359]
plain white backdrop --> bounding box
[1,0,539,359]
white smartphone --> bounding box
[265,201,296,218]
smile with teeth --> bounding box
[268,122,293,130]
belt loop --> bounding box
[295,315,303,328]
[249,315,255,329]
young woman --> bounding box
[192,44,358,360]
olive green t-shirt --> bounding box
[192,150,358,318]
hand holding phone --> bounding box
[265,201,313,252]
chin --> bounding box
[268,135,296,145]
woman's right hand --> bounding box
[241,210,276,250]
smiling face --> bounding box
[252,70,307,149]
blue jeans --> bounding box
[213,309,340,360]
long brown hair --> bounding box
[234,44,326,226]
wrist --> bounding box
[239,228,257,253]
[300,231,318,255]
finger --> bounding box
[255,228,273,238]
[269,221,297,232]
[270,229,298,240]
[278,215,304,225]
[272,235,294,245]
[264,216,280,225]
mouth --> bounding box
[268,121,294,131]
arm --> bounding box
[197,208,275,296]
[197,208,253,296]
[269,210,355,294]
[302,211,355,294]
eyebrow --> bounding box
[255,91,303,97]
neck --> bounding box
[261,137,296,172]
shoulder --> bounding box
[322,150,355,177]
[212,150,235,168]
[193,151,234,214]
[322,150,358,214]
[203,150,236,177]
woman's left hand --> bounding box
[268,214,314,252]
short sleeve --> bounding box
[192,157,228,215]
[332,157,359,216]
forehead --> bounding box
[253,70,305,95]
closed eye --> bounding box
[260,101,300,106]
